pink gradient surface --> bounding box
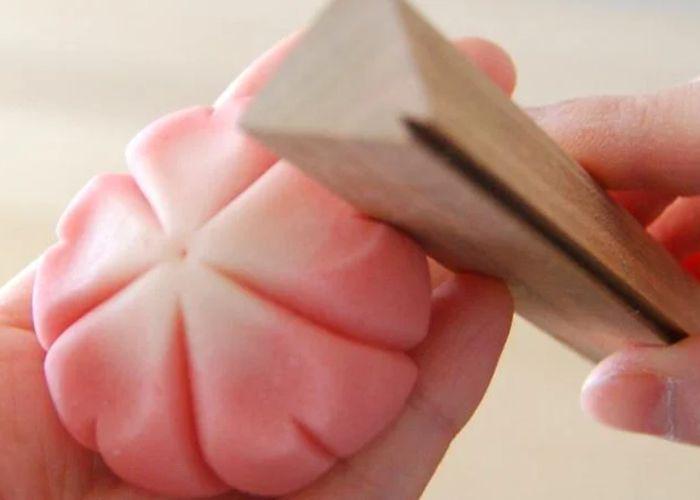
[33,96,431,497]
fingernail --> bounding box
[581,368,673,438]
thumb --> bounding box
[581,337,700,444]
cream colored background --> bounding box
[1,1,699,499]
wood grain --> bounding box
[241,0,700,361]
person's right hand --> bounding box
[531,78,700,444]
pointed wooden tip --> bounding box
[240,0,436,145]
[240,0,700,361]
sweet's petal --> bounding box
[45,265,227,498]
[34,174,170,349]
[190,162,431,350]
[126,98,277,239]
[181,264,416,496]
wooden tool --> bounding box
[242,0,700,361]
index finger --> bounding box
[530,81,700,195]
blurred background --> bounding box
[1,1,699,498]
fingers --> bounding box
[0,327,89,498]
[581,337,700,445]
[0,261,37,331]
[530,81,700,195]
[581,194,700,444]
[292,274,513,500]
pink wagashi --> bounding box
[33,94,431,497]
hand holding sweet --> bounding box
[0,36,516,499]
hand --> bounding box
[0,36,516,499]
[531,79,700,443]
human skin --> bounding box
[0,37,516,499]
[530,79,700,443]
[4,32,696,499]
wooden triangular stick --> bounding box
[242,0,700,360]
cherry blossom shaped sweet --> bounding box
[33,96,432,497]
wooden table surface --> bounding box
[1,1,699,498]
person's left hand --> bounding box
[0,36,516,499]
